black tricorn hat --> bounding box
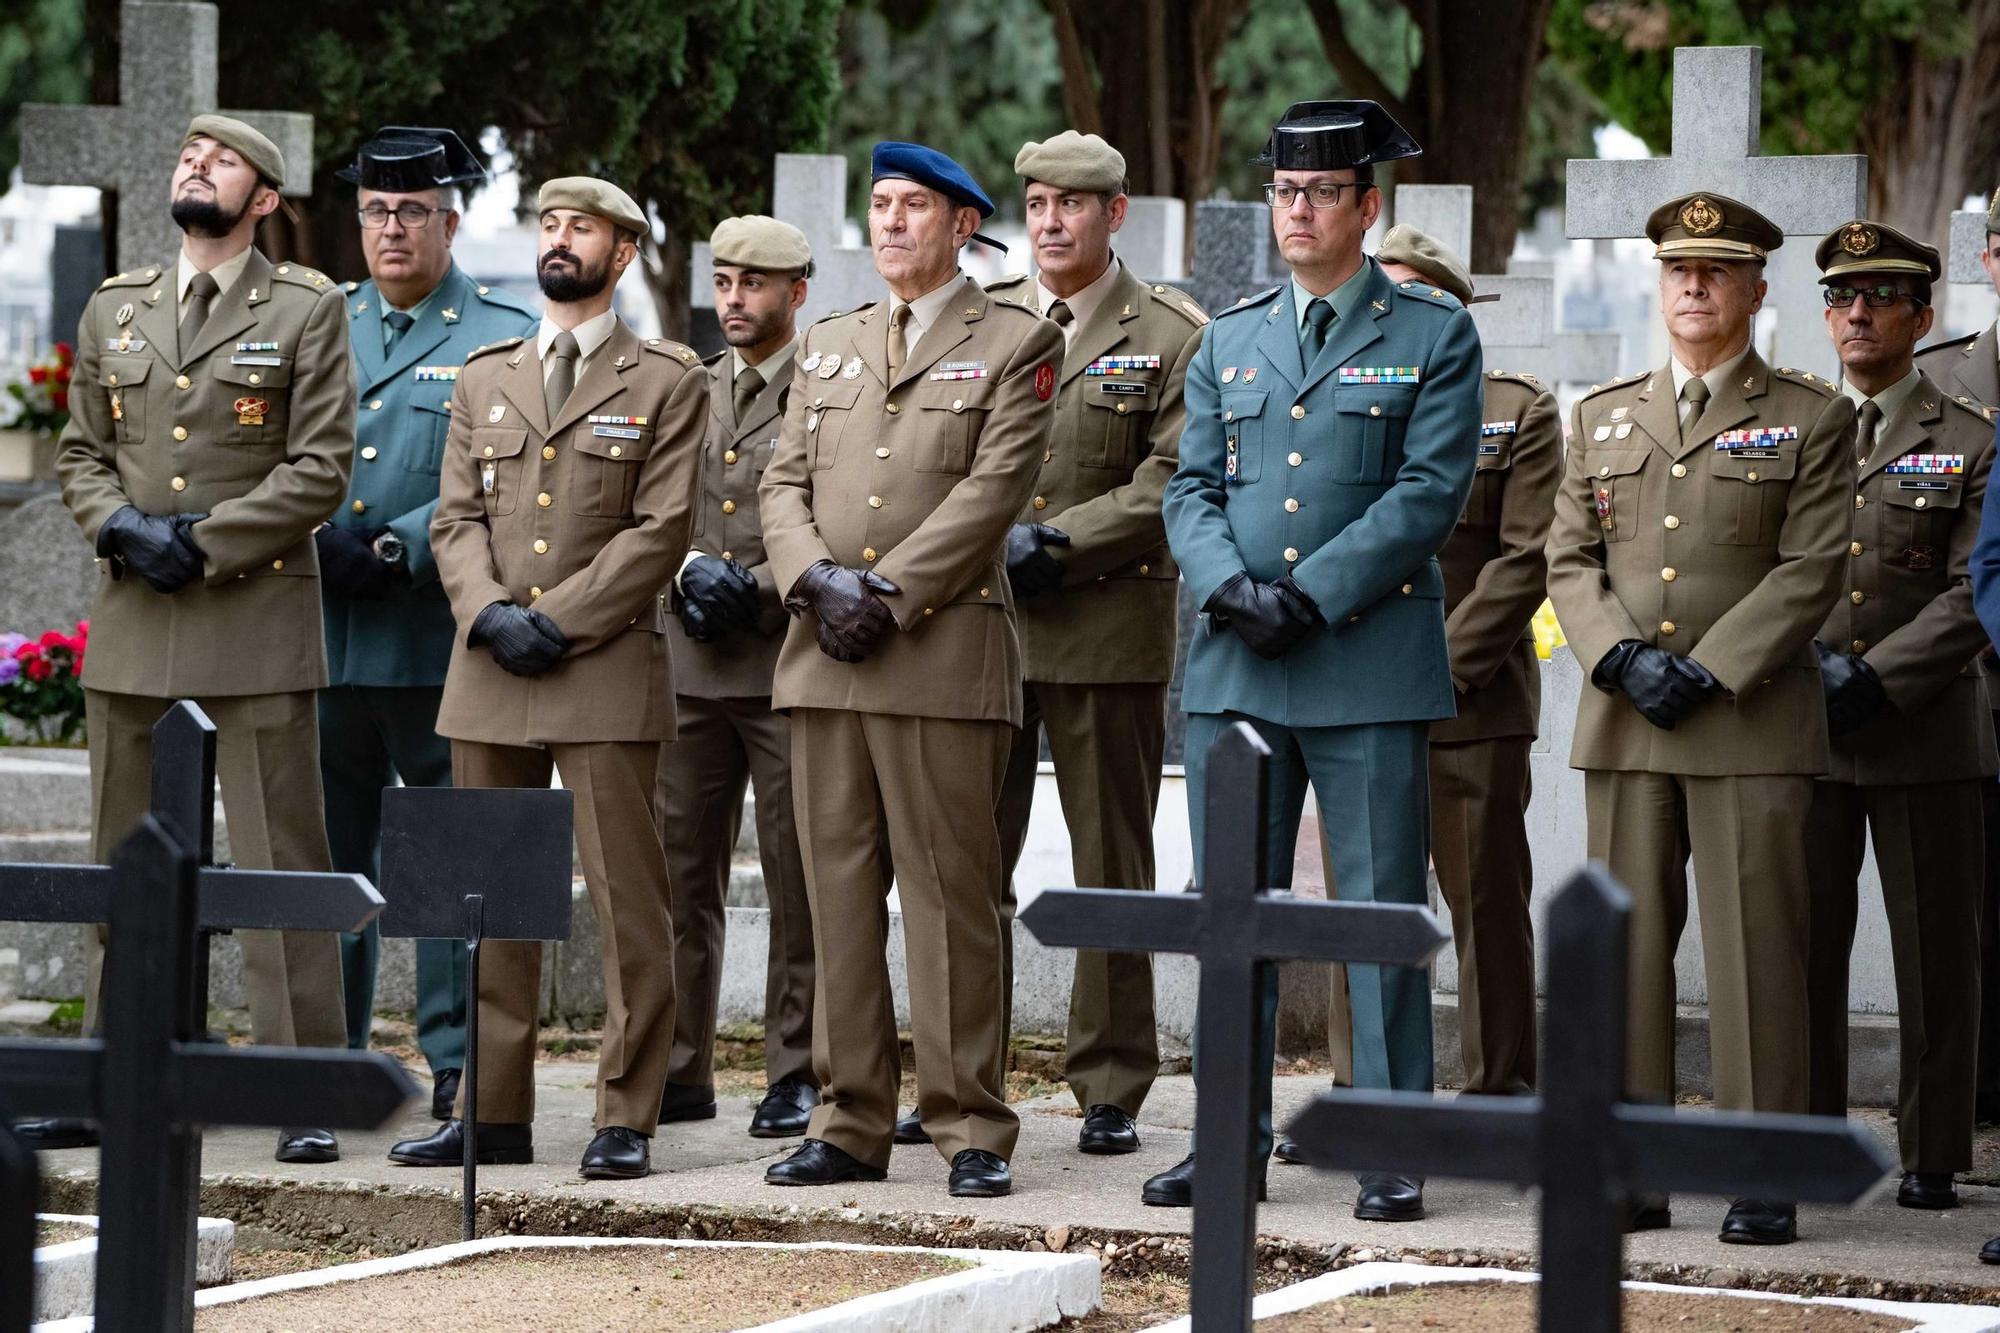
[1252,100,1423,171]
[336,126,487,191]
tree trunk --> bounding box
[641,230,692,345]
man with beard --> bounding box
[388,178,705,1179]
[317,128,538,1117]
[654,216,821,1138]
[759,143,1062,1198]
[41,116,354,1162]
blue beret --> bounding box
[871,142,994,219]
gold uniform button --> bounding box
[877,447,892,459]
[923,607,934,616]
[721,551,733,560]
[1660,620,1677,635]
[170,476,187,492]
[271,559,284,571]
[247,373,262,386]
[1671,463,1687,478]
[1663,515,1680,530]
[1139,564,1150,574]
[1855,495,1866,510]
[483,445,495,458]
[724,450,739,464]
[1598,465,1612,478]
[172,425,188,441]
[533,539,548,554]
[1369,405,1382,418]
[1746,470,1759,482]
[351,500,366,514]
[721,500,737,515]
[868,495,883,509]
[107,374,118,387]
[863,547,877,561]
[537,492,552,508]
[979,587,990,598]
[952,398,964,411]
[175,374,190,390]
[1851,590,1865,605]
[543,446,557,460]
[1401,583,1413,595]
[1288,452,1303,466]
[1290,405,1306,420]
[369,400,383,411]
[1115,402,1128,415]
[1852,639,1868,653]
[1661,567,1677,582]
[1284,546,1300,562]
[609,445,623,458]
[529,586,542,599]
[1915,496,1928,509]
[1033,496,1048,510]
[361,446,378,461]
[1850,541,1864,556]
[1284,498,1300,513]
[885,403,901,415]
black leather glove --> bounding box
[97,505,205,593]
[469,601,568,677]
[790,560,901,661]
[679,594,717,643]
[680,554,760,636]
[1595,639,1720,729]
[1204,571,1321,660]
[1004,523,1071,598]
[1815,640,1889,735]
[314,524,394,600]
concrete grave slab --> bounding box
[31,1213,232,1324]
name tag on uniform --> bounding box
[1898,479,1951,491]
[930,362,987,381]
[1712,426,1798,451]
[1339,366,1421,384]
[413,366,461,383]
[1886,453,1964,475]
[1101,382,1148,395]
[230,355,283,366]
[1085,354,1161,376]
[587,414,648,427]
[592,426,642,439]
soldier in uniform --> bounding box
[388,178,706,1180]
[1545,192,1856,1245]
[1156,102,1482,1220]
[320,127,538,1121]
[42,116,354,1163]
[1804,220,1992,1214]
[654,216,820,1138]
[758,143,1062,1199]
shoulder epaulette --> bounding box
[97,266,161,291]
[811,301,875,326]
[1576,370,1650,405]
[643,336,699,364]
[1485,369,1546,392]
[1214,285,1283,321]
[1772,365,1838,397]
[466,335,526,363]
[270,263,334,291]
[1917,331,1981,359]
[1146,282,1209,327]
[701,348,728,368]
[1944,392,1996,426]
[1391,279,1462,311]
[472,281,537,316]
[983,274,1032,294]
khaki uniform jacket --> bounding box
[1432,371,1563,744]
[983,262,1205,684]
[1818,373,1996,785]
[760,275,1064,725]
[57,249,356,697]
[669,349,794,700]
[430,320,706,745]
[1545,352,1857,775]
[1915,326,2000,413]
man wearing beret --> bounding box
[759,142,1062,1198]
[1545,192,1855,1244]
[1805,221,1991,1213]
[1159,101,1482,1220]
[44,115,354,1163]
[654,215,821,1139]
[389,177,706,1180]
[319,128,538,1120]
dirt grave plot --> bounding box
[195,1244,969,1332]
[1257,1280,1922,1332]
[35,1220,93,1247]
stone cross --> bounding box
[18,1,314,272]
[1565,45,1867,377]
[1286,866,1893,1333]
[690,154,882,329]
[1020,722,1449,1333]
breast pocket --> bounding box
[913,381,991,475]
[805,382,863,471]
[1706,447,1797,546]
[98,357,151,445]
[407,397,453,475]
[1080,378,1154,470]
[571,423,655,518]
[1333,385,1417,484]
[212,357,292,445]
[1220,390,1267,485]
[470,426,528,517]
[1460,434,1514,528]
[1584,449,1647,543]
[1881,475,1965,568]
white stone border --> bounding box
[32,1214,233,1324]
[36,1235,1098,1333]
[1144,1261,2000,1332]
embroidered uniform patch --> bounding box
[1338,366,1421,385]
[1885,453,1964,475]
[1084,355,1161,376]
[413,366,461,383]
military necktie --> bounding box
[383,309,415,354]
[546,330,580,421]
[732,365,762,428]
[1302,297,1335,366]
[1855,398,1882,468]
[179,271,219,361]
[886,305,910,381]
[1047,299,1073,328]
[1680,375,1711,449]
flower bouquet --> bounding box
[2,342,74,437]
[0,621,88,745]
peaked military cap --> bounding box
[1014,131,1126,193]
[336,126,486,192]
[1252,100,1422,170]
[1377,224,1479,305]
[1984,186,2000,236]
[1646,192,1783,262]
[538,176,647,235]
[711,215,814,277]
[183,114,285,189]
[1814,219,1940,284]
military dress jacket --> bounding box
[327,264,539,689]
[1915,325,2000,412]
[1545,353,1856,776]
[983,261,1206,685]
[430,320,706,745]
[759,275,1064,725]
[57,249,356,698]
[670,347,794,700]
[1818,374,1995,785]
[1431,371,1563,745]
[1163,259,1484,729]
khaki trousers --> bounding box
[654,694,815,1088]
[996,680,1164,1115]
[450,739,673,1133]
[1584,769,1812,1112]
[792,707,1017,1168]
[1805,778,1981,1172]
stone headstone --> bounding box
[1117,196,1188,280]
[49,225,103,355]
[1948,207,1988,286]
[1180,201,1284,317]
[690,153,881,329]
[19,2,314,272]
[0,496,95,638]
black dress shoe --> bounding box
[1718,1198,1796,1245]
[1273,1136,1307,1164]
[430,1068,462,1122]
[581,1126,650,1180]
[1625,1192,1672,1233]
[275,1127,339,1164]
[1981,1235,2000,1265]
[893,1109,931,1144]
[387,1119,533,1166]
[12,1119,98,1150]
[657,1081,717,1124]
[949,1149,1012,1197]
[1354,1172,1425,1222]
[1140,1153,1267,1208]
[1897,1171,1959,1210]
[765,1138,887,1186]
[1077,1104,1140,1155]
[748,1077,820,1138]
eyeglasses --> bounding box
[357,203,446,230]
[1822,284,1921,309]
[1262,182,1363,210]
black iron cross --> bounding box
[1286,865,1895,1333]
[0,1126,32,1333]
[1020,721,1450,1333]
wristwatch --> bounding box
[371,530,407,568]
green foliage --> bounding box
[0,0,87,184]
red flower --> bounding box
[12,643,36,663]
[26,367,46,385]
[75,620,89,638]
[37,631,64,649]
[50,390,67,412]
[23,657,49,682]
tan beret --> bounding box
[1377,224,1475,305]
[183,114,285,189]
[1985,186,2000,237]
[1646,191,1782,262]
[1014,131,1126,193]
[710,215,812,273]
[538,176,647,235]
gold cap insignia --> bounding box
[1839,222,1878,257]
[1680,196,1722,237]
